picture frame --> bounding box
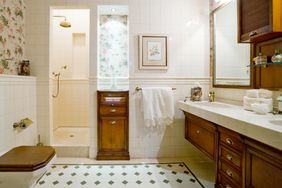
[139,34,168,70]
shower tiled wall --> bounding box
[53,79,89,130]
[0,75,37,155]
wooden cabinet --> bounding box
[238,0,282,43]
[97,91,129,160]
[254,37,282,89]
[182,113,282,188]
[245,138,282,188]
[217,127,244,188]
[184,113,218,161]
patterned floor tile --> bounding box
[34,163,204,188]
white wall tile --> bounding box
[0,75,37,155]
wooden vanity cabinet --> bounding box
[184,113,218,161]
[183,112,282,188]
[97,91,129,160]
[238,0,282,43]
[245,138,282,188]
[217,127,244,188]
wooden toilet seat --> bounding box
[0,146,55,172]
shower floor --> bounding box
[53,127,89,146]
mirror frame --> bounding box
[210,1,255,88]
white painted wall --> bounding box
[25,0,210,159]
[0,75,37,155]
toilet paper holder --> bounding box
[13,118,33,129]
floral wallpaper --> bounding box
[99,15,128,77]
[0,0,25,75]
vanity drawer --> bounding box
[219,127,243,151]
[186,114,217,160]
[219,145,242,170]
[218,173,240,188]
[100,106,127,116]
[219,160,241,185]
[100,93,127,106]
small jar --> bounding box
[271,49,282,63]
[254,53,267,65]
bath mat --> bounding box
[35,162,204,188]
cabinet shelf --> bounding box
[247,62,282,68]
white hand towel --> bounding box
[244,96,273,111]
[142,87,174,128]
[246,89,259,98]
[243,96,259,111]
[258,89,273,99]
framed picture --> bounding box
[139,34,168,69]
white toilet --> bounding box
[0,146,56,188]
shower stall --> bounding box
[49,9,90,147]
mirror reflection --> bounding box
[213,0,251,86]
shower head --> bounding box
[60,20,71,28]
[53,15,71,28]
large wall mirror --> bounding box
[211,0,252,87]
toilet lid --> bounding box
[0,146,55,172]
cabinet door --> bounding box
[238,0,282,42]
[185,113,217,160]
[245,139,282,188]
[100,117,127,151]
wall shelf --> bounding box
[247,62,282,68]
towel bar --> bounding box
[135,86,176,91]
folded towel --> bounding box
[243,96,259,111]
[246,89,259,98]
[258,89,273,99]
[244,96,273,111]
[142,87,174,128]
[251,103,272,114]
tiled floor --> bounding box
[35,163,204,188]
[53,127,89,146]
[36,157,215,188]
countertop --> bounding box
[177,100,282,151]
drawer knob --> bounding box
[196,130,200,134]
[111,109,117,112]
[111,121,116,125]
[226,138,233,145]
[249,31,257,37]
[226,154,233,161]
[111,103,114,106]
[226,185,232,188]
[226,169,233,177]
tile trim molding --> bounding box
[0,75,36,83]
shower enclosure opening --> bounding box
[49,9,90,147]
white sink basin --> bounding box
[269,120,282,126]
